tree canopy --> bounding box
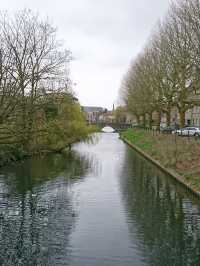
[121,0,200,128]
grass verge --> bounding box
[121,128,200,193]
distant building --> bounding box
[99,111,115,123]
[162,107,200,127]
[82,106,105,123]
[184,90,200,126]
[151,106,200,128]
[185,107,200,126]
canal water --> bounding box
[0,133,200,266]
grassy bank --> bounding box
[0,124,97,168]
[121,129,200,192]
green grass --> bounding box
[121,128,200,194]
[121,129,153,151]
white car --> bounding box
[173,127,200,136]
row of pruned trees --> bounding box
[121,0,200,128]
[0,10,89,156]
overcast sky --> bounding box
[1,0,170,109]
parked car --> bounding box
[172,127,200,136]
[160,126,177,134]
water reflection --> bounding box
[1,134,200,266]
[0,152,92,266]
[119,147,200,266]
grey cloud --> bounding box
[1,0,170,109]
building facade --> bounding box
[82,106,105,123]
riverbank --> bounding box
[121,129,200,195]
[0,143,72,167]
[0,126,97,168]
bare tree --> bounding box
[121,0,200,129]
[0,10,71,148]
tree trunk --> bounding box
[166,111,171,127]
[148,112,153,129]
[179,109,186,128]
[142,114,146,127]
[157,111,161,129]
[135,114,140,126]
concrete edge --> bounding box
[121,136,200,199]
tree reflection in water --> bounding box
[119,147,200,266]
[0,151,92,266]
